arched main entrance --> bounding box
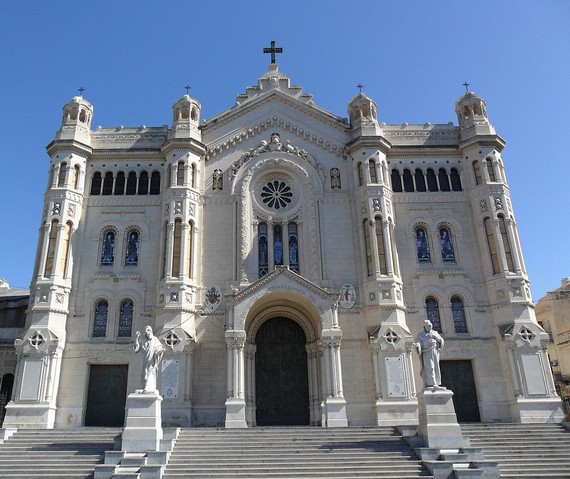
[255,317,310,426]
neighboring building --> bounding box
[3,53,562,430]
[536,277,570,417]
[0,279,28,425]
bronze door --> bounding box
[440,360,481,422]
[255,317,310,426]
[85,364,128,426]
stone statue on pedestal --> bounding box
[415,320,445,389]
[134,325,164,393]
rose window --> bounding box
[260,180,293,210]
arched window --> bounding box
[181,106,189,120]
[369,160,378,183]
[498,215,515,272]
[57,162,67,187]
[138,171,149,195]
[92,299,108,337]
[114,172,125,195]
[72,165,81,190]
[90,172,102,195]
[358,162,364,187]
[191,107,198,121]
[363,219,373,276]
[473,161,482,185]
[403,169,414,192]
[187,221,194,277]
[176,161,185,186]
[126,172,137,195]
[375,216,387,274]
[172,219,182,277]
[425,296,442,332]
[79,109,86,123]
[58,221,72,277]
[391,169,402,192]
[426,169,438,191]
[486,158,496,181]
[102,172,113,195]
[415,227,431,263]
[101,230,115,266]
[125,230,139,266]
[191,163,196,188]
[484,218,500,274]
[415,169,426,192]
[150,171,161,195]
[288,222,299,273]
[70,107,78,120]
[450,168,462,191]
[161,222,168,279]
[118,299,134,337]
[439,227,455,263]
[44,220,58,277]
[259,222,268,278]
[438,168,451,191]
[274,225,283,266]
[451,296,468,333]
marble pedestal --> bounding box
[324,397,348,427]
[417,388,466,449]
[225,398,247,428]
[121,391,163,452]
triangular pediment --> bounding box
[232,266,332,304]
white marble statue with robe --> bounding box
[134,325,165,393]
[415,320,445,389]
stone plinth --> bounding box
[324,397,348,427]
[225,398,247,428]
[121,392,163,452]
[417,388,466,449]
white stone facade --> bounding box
[3,63,562,429]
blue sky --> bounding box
[0,1,569,300]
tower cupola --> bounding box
[348,90,382,137]
[169,93,201,141]
[55,93,93,144]
[455,90,496,138]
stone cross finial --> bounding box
[185,84,191,95]
[78,86,85,97]
[463,82,470,92]
[357,84,364,93]
[263,40,283,64]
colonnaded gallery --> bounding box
[2,53,562,430]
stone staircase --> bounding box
[162,426,434,478]
[461,423,570,478]
[0,428,121,478]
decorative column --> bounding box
[322,329,348,427]
[244,343,256,426]
[225,329,247,428]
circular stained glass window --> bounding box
[260,180,293,210]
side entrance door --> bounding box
[440,360,481,422]
[255,317,309,426]
[85,364,128,427]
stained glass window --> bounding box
[364,220,373,276]
[450,168,462,191]
[369,160,378,183]
[484,218,500,274]
[375,216,387,274]
[288,223,299,274]
[101,230,115,266]
[425,297,442,332]
[91,172,102,195]
[274,225,284,265]
[118,300,134,337]
[439,227,455,263]
[416,227,431,263]
[391,169,402,192]
[125,230,139,266]
[426,169,438,192]
[258,223,268,277]
[451,296,468,333]
[93,300,108,337]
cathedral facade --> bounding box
[3,59,562,429]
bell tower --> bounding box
[4,91,92,428]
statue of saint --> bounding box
[134,325,165,393]
[415,320,445,389]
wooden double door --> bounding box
[255,317,310,426]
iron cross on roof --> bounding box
[263,40,283,64]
